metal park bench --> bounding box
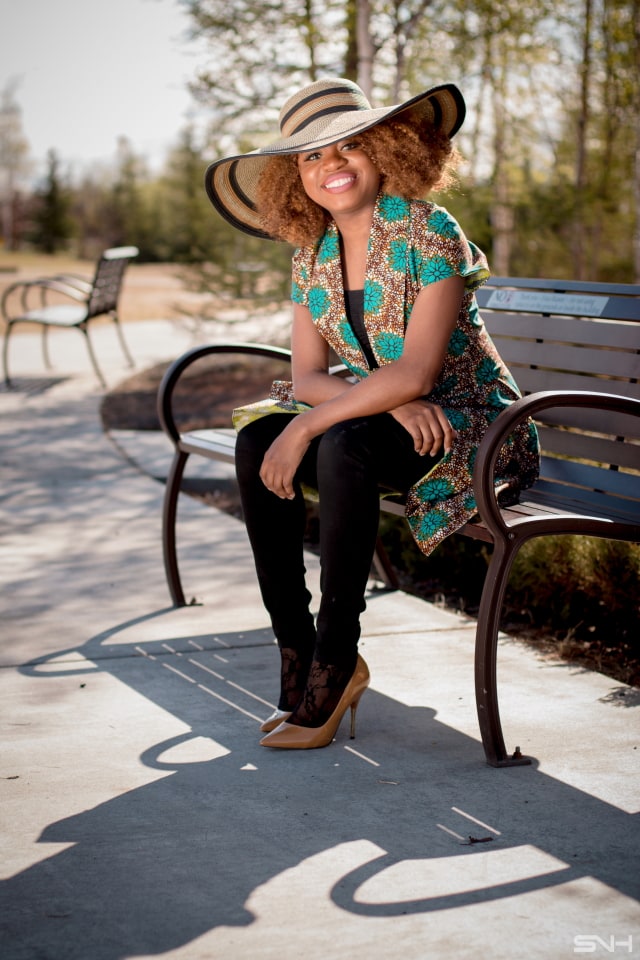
[1,246,139,389]
[156,276,640,767]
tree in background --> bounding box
[0,80,30,251]
[72,169,114,261]
[105,137,156,258]
[560,0,639,280]
[181,0,639,281]
[157,126,218,263]
[28,149,74,254]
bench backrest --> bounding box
[476,277,640,521]
[87,246,139,319]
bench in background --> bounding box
[2,246,138,389]
[157,277,640,767]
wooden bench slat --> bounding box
[525,479,640,524]
[492,337,640,379]
[540,407,640,438]
[512,366,640,398]
[537,425,640,470]
[485,311,640,348]
[181,429,237,462]
[478,276,640,297]
[538,454,640,501]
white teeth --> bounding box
[325,176,353,189]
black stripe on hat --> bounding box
[229,160,258,212]
[290,103,361,136]
[429,96,443,129]
[280,84,363,136]
[205,161,270,239]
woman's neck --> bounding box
[336,207,374,289]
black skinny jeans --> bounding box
[235,412,441,670]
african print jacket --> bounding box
[236,193,539,557]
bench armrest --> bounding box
[2,277,88,318]
[46,273,93,294]
[156,341,293,444]
[472,389,640,537]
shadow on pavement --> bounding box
[2,608,637,960]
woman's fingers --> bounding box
[260,458,296,499]
[390,399,456,456]
[411,405,456,456]
[259,422,309,499]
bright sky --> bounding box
[1,0,204,178]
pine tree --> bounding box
[30,149,74,254]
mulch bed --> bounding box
[100,355,290,433]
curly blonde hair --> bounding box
[256,115,459,247]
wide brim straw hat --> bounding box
[205,77,465,240]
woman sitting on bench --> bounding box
[205,77,539,750]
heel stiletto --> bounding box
[259,708,292,733]
[260,655,370,750]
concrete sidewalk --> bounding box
[0,321,638,960]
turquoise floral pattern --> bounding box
[363,280,384,313]
[428,209,459,239]
[420,255,455,286]
[447,328,468,357]
[447,408,471,431]
[475,357,500,385]
[416,508,449,539]
[374,331,403,360]
[318,232,340,263]
[379,194,410,221]
[307,286,330,320]
[417,477,455,502]
[431,374,458,399]
[388,239,407,272]
[338,320,360,352]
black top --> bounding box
[344,289,378,369]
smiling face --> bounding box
[296,139,381,224]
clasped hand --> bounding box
[390,399,456,456]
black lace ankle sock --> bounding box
[287,657,358,729]
[277,647,313,712]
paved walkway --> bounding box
[0,320,638,959]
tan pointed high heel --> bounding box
[259,708,292,733]
[260,655,370,749]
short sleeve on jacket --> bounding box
[291,246,314,305]
[411,203,490,293]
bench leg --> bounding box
[475,536,532,767]
[112,312,135,369]
[2,322,14,386]
[80,325,108,389]
[42,326,52,371]
[163,448,190,607]
[372,535,400,589]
